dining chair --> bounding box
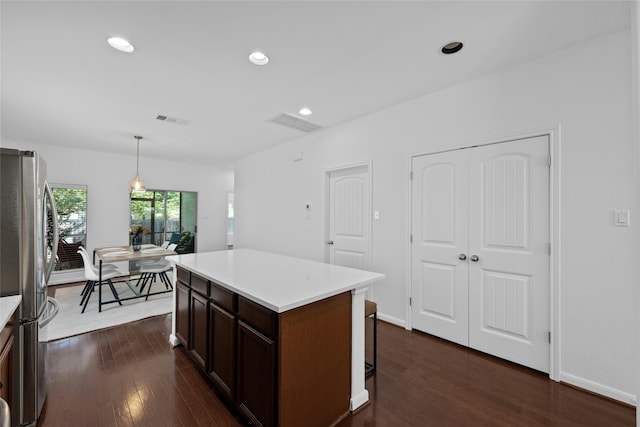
[77,246,119,298]
[77,250,125,313]
[137,259,173,300]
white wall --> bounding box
[235,29,639,404]
[1,140,234,281]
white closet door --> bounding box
[411,135,550,372]
[410,150,469,346]
[468,135,550,372]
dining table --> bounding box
[93,244,177,312]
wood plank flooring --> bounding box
[38,315,634,426]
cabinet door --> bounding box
[189,291,208,370]
[0,328,13,409]
[237,321,275,427]
[208,303,236,400]
[175,281,190,347]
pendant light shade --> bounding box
[129,135,145,191]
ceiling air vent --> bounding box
[269,113,322,133]
[155,114,190,126]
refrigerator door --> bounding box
[36,298,58,420]
[43,182,58,284]
[21,297,58,427]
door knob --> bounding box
[327,240,334,245]
[458,254,467,261]
[470,255,479,262]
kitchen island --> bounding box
[167,249,384,427]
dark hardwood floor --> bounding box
[39,315,634,426]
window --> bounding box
[130,189,197,247]
[52,184,87,271]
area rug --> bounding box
[47,274,173,341]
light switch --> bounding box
[374,210,380,220]
[614,209,630,227]
[305,202,312,211]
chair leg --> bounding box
[79,280,92,304]
[145,277,154,301]
[80,281,94,307]
[160,272,171,289]
[372,311,377,373]
[80,280,91,297]
[364,309,377,377]
[138,273,147,293]
[107,279,123,306]
[81,281,95,313]
[140,273,154,294]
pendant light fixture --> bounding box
[129,135,145,191]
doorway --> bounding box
[130,189,197,247]
[410,135,550,372]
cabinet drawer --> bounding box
[191,273,209,296]
[177,267,190,285]
[238,296,276,339]
[210,282,235,313]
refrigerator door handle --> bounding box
[44,181,59,283]
[39,297,59,328]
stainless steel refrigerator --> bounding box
[0,148,60,427]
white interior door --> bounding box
[411,136,550,372]
[327,165,371,271]
[468,136,550,372]
[410,150,469,346]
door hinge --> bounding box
[410,234,413,243]
[409,171,413,180]
[548,331,551,344]
[547,155,551,167]
[547,242,551,255]
[409,297,412,307]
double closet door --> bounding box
[411,135,550,372]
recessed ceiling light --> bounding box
[108,37,134,53]
[299,107,312,116]
[249,51,269,65]
[441,41,463,55]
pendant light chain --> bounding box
[130,135,145,191]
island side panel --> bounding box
[278,291,352,427]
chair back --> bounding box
[77,249,99,281]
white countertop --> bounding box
[0,295,21,330]
[167,249,385,313]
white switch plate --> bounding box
[374,210,380,220]
[614,209,630,227]
[305,202,312,211]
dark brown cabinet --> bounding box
[237,320,275,427]
[175,266,351,427]
[208,302,236,400]
[175,280,190,347]
[0,324,13,411]
[189,285,208,370]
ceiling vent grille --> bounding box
[268,113,322,133]
[156,114,190,126]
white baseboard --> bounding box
[377,312,406,329]
[48,270,85,285]
[350,389,369,411]
[560,371,637,406]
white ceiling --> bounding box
[0,1,631,169]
